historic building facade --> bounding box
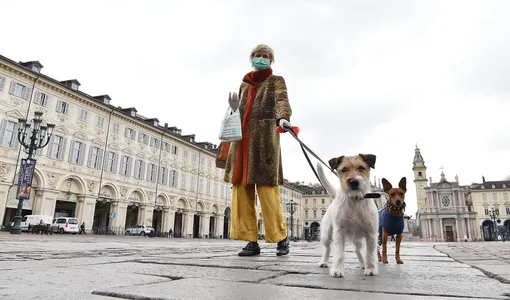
[466,179,510,241]
[413,146,478,241]
[0,55,299,238]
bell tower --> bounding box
[412,145,428,212]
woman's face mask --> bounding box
[252,57,270,70]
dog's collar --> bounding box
[387,201,406,211]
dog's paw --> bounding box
[329,267,344,278]
[364,267,378,276]
[396,259,404,264]
[317,261,328,268]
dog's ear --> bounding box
[328,156,344,170]
[381,178,392,193]
[399,177,407,192]
[359,154,376,169]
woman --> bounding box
[223,44,293,256]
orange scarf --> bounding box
[232,68,273,185]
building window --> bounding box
[171,145,178,155]
[482,193,487,201]
[170,169,179,187]
[87,146,103,169]
[34,91,48,106]
[313,199,316,205]
[504,193,509,201]
[181,173,187,189]
[104,151,118,173]
[147,163,157,182]
[192,154,198,163]
[47,135,67,160]
[492,193,498,201]
[112,123,120,134]
[484,208,489,215]
[0,76,5,90]
[124,127,136,140]
[214,182,218,197]
[119,156,132,176]
[183,150,188,159]
[159,167,168,184]
[9,81,31,99]
[0,120,19,148]
[206,180,211,195]
[313,210,317,218]
[506,207,510,215]
[221,183,225,198]
[207,159,211,168]
[199,178,204,193]
[138,133,149,144]
[305,199,308,205]
[150,137,161,148]
[79,109,88,122]
[163,142,170,152]
[190,175,196,192]
[441,196,451,207]
[134,160,145,180]
[56,100,69,115]
[495,208,500,215]
[96,116,105,128]
[322,199,325,204]
[68,141,84,165]
[305,210,308,218]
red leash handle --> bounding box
[276,125,300,136]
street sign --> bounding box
[17,158,37,200]
[110,212,116,219]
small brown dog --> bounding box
[377,177,407,264]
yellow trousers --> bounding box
[230,184,287,243]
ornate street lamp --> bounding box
[286,199,297,241]
[11,111,54,234]
[489,207,500,241]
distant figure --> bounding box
[464,234,468,242]
[79,222,86,235]
[168,228,173,238]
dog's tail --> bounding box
[317,163,336,199]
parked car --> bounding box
[124,225,155,237]
[10,215,53,232]
[51,217,79,234]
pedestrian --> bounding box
[79,222,86,235]
[500,227,506,242]
[168,228,173,238]
[223,44,295,257]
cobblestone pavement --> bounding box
[0,232,509,300]
[435,242,510,284]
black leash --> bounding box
[283,124,380,199]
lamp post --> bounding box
[489,207,499,241]
[10,111,54,234]
[286,199,297,241]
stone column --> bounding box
[79,195,98,232]
[439,219,444,241]
[76,195,86,223]
[202,213,210,238]
[466,217,472,240]
[217,214,224,238]
[454,218,459,241]
[184,210,194,238]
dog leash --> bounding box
[282,124,380,199]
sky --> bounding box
[2,0,510,217]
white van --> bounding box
[11,215,53,232]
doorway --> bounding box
[193,214,200,238]
[173,211,183,237]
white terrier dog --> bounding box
[317,154,379,277]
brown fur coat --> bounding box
[223,74,292,186]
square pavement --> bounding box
[0,233,509,300]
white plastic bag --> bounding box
[219,107,242,142]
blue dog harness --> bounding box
[379,207,405,236]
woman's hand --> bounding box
[228,92,240,111]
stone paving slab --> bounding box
[262,272,508,299]
[83,261,286,283]
[93,277,477,300]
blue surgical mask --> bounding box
[252,57,270,70]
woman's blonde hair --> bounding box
[250,44,274,63]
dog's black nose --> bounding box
[348,179,359,189]
[396,200,401,205]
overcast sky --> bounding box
[3,0,509,217]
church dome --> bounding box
[414,145,425,163]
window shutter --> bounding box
[87,146,93,168]
[124,128,129,138]
[0,76,5,90]
[24,87,32,100]
[11,122,20,149]
[98,149,104,169]
[64,103,69,115]
[34,91,41,104]
[140,162,145,180]
[78,143,85,165]
[56,100,61,113]
[112,153,118,173]
[127,157,132,177]
[9,81,17,95]
[68,141,75,163]
[0,120,6,147]
[47,135,55,158]
[59,137,67,160]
